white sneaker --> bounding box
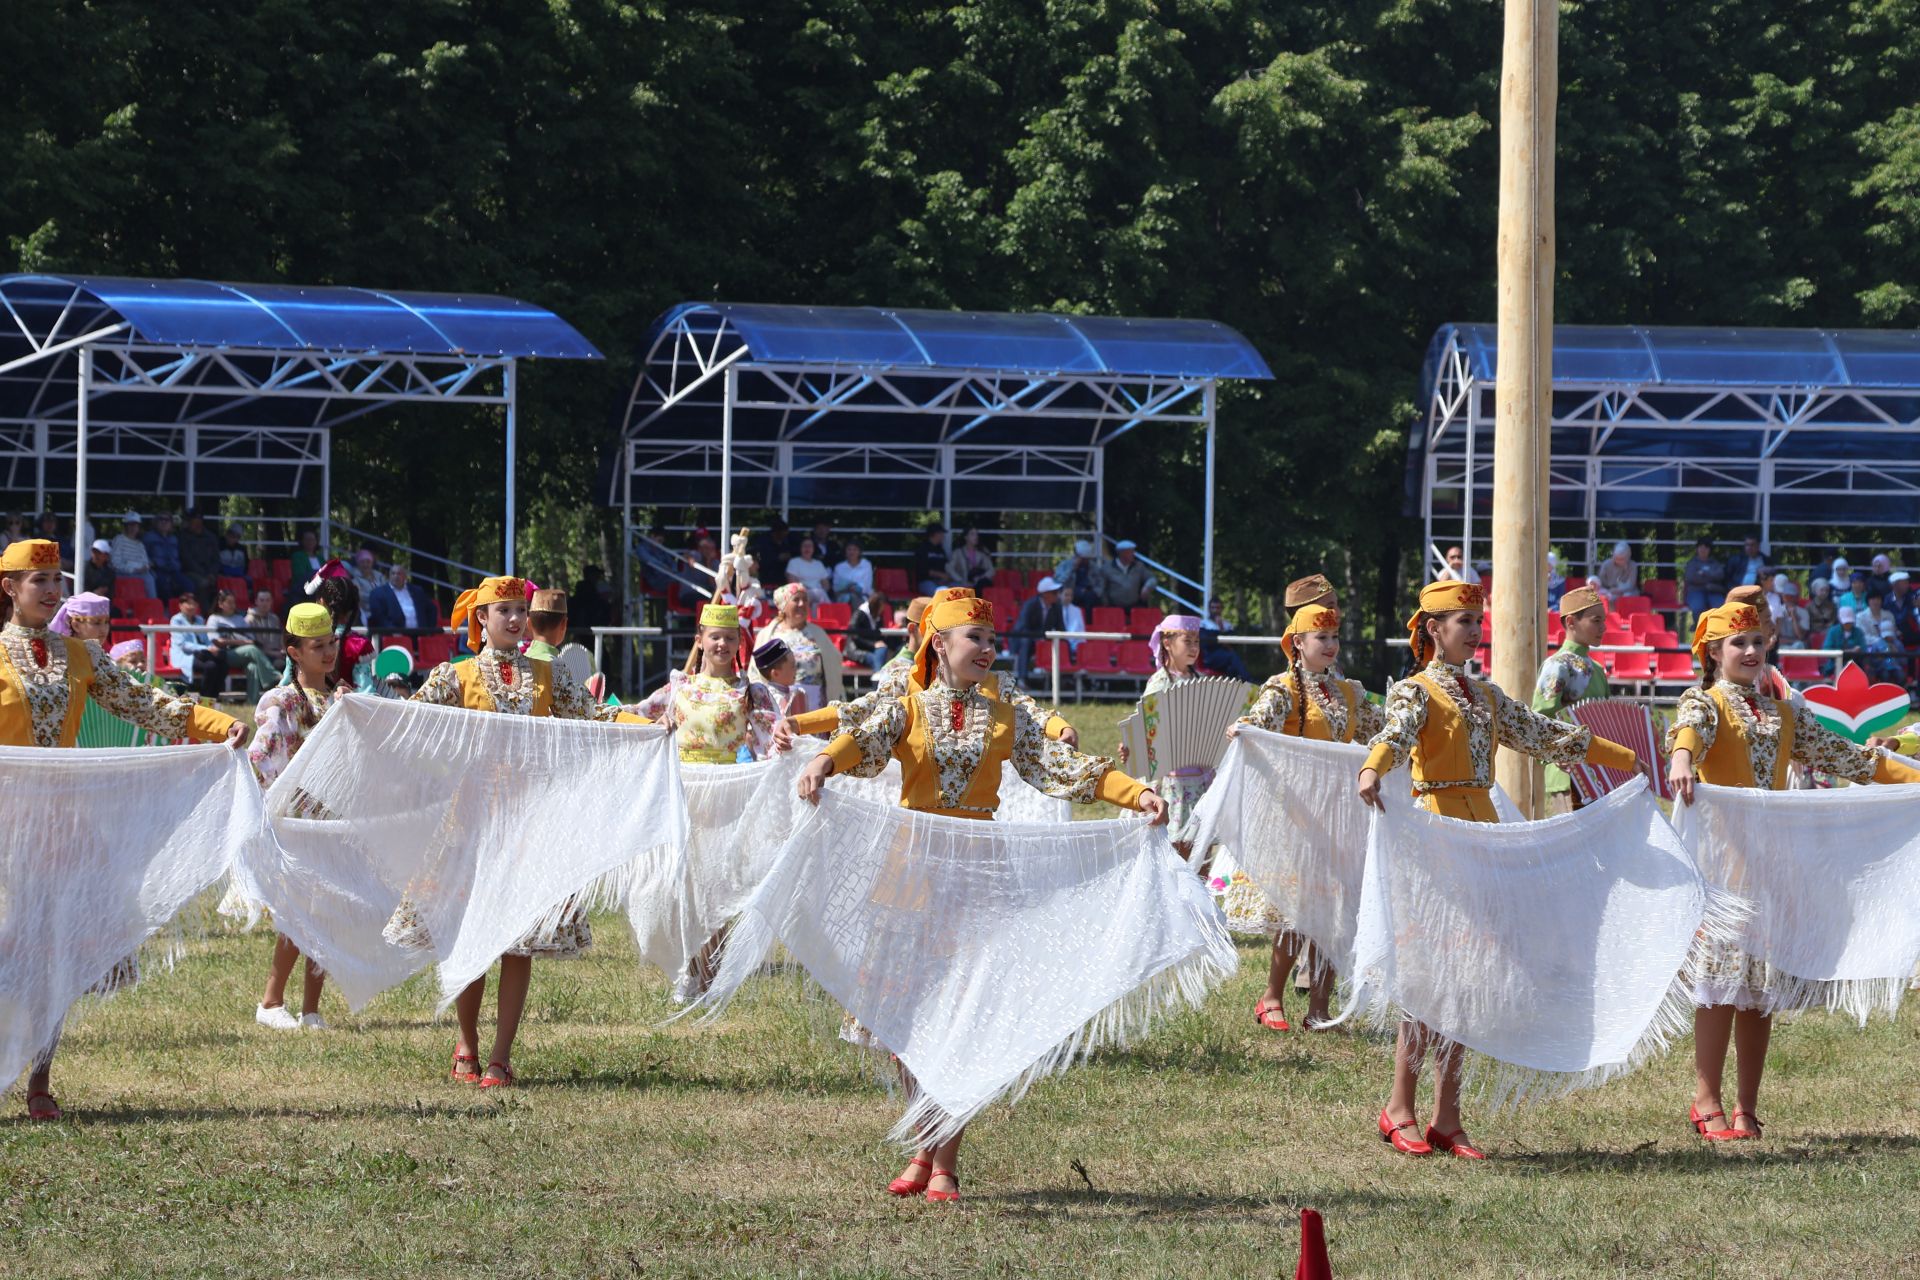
[255,1003,300,1031]
[299,1013,329,1030]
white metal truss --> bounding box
[1419,327,1920,575]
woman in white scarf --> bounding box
[1667,603,1920,1141]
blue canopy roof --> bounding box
[0,273,601,359]
[654,301,1271,380]
[1423,321,1920,405]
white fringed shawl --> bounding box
[1343,777,1733,1104]
[695,788,1236,1148]
[1674,779,1920,1022]
[0,743,264,1088]
[247,695,686,1009]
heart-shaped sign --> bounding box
[1798,660,1911,744]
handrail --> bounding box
[329,522,491,596]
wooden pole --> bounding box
[1492,0,1557,818]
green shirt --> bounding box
[1531,640,1609,796]
[524,639,560,662]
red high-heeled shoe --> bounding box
[1378,1109,1431,1156]
[477,1061,515,1090]
[887,1155,933,1197]
[1254,998,1290,1032]
[1729,1110,1764,1140]
[1425,1125,1486,1160]
[1689,1103,1742,1142]
[450,1052,481,1084]
[925,1169,961,1203]
[25,1090,61,1122]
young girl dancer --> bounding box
[794,589,1168,1202]
[0,540,243,1119]
[244,603,344,1030]
[396,575,636,1088]
[1229,602,1383,1031]
[1356,580,1638,1159]
[1667,603,1920,1140]
[1122,615,1210,860]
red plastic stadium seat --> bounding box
[154,634,181,678]
[1778,652,1824,682]
[1645,629,1680,649]
[112,576,152,607]
[813,602,851,633]
[1602,626,1635,647]
[1627,613,1655,638]
[1116,641,1156,676]
[992,569,1024,591]
[128,599,166,625]
[1090,607,1129,636]
[1656,651,1698,683]
[1611,650,1655,682]
[1025,569,1053,592]
[270,558,293,584]
[377,634,416,656]
[984,588,1018,619]
[1546,616,1565,646]
[1033,639,1079,674]
[1642,578,1679,610]
[1129,607,1164,638]
[416,634,455,667]
[1615,595,1652,617]
[247,558,271,584]
[875,567,911,597]
[1076,640,1117,671]
[216,575,251,603]
[1564,576,1587,591]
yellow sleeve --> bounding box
[822,733,866,775]
[613,711,651,725]
[1044,715,1071,741]
[186,703,238,744]
[1096,767,1148,811]
[1874,753,1920,785]
[1585,735,1639,772]
[788,705,842,737]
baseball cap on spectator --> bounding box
[1839,606,1856,624]
[1772,574,1793,595]
[1073,539,1093,557]
[90,538,110,554]
[1036,576,1061,593]
[1115,539,1138,551]
[1891,571,1911,585]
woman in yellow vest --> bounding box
[794,590,1167,1203]
[1227,603,1383,1032]
[0,539,242,1120]
[1356,580,1638,1159]
[398,575,637,1089]
[1667,603,1920,1141]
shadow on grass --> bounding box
[975,1184,1436,1220]
[8,1098,496,1127]
[1497,1130,1920,1170]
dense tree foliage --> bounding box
[6,0,1919,663]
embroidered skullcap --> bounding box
[48,591,111,636]
[699,602,739,629]
[1147,614,1204,668]
[1281,604,1339,664]
[0,539,60,572]
[752,637,791,669]
[904,595,934,626]
[1284,574,1335,609]
[1557,585,1604,619]
[1691,603,1764,663]
[450,576,527,650]
[286,603,333,638]
[1407,580,1484,638]
[530,588,568,615]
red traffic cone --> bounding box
[1295,1206,1332,1280]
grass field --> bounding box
[6,703,1920,1278]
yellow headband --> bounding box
[0,539,61,572]
[451,576,526,650]
[1284,574,1335,609]
[1282,605,1340,663]
[910,588,995,689]
[286,603,333,638]
[1407,580,1484,638]
[699,602,739,629]
[1557,585,1604,618]
[1692,604,1764,664]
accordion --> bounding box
[1118,677,1257,781]
[1566,699,1670,803]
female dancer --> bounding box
[753,583,843,710]
[1667,603,1920,1141]
[0,539,243,1119]
[1119,614,1215,862]
[794,591,1167,1202]
[244,603,344,1030]
[1228,602,1383,1031]
[1356,580,1638,1159]
[397,575,636,1088]
[632,604,781,762]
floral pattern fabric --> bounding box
[1241,671,1384,743]
[631,669,779,763]
[0,623,204,746]
[1368,659,1595,794]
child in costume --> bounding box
[1356,580,1638,1159]
[1531,585,1612,814]
[1667,602,1920,1141]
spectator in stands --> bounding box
[1869,553,1895,598]
[828,539,872,605]
[692,534,722,578]
[950,526,995,592]
[755,583,843,708]
[844,589,891,671]
[290,529,324,584]
[36,511,60,545]
[368,562,436,637]
[110,513,156,599]
[1864,590,1899,645]
[1839,569,1871,612]
[1769,575,1811,649]
[347,549,383,619]
[1806,577,1838,634]
[1545,551,1567,612]
[1102,540,1158,610]
[168,592,213,690]
[1012,576,1066,683]
[246,588,286,668]
[1595,541,1638,600]
[218,525,249,580]
[1054,539,1103,606]
[178,510,221,601]
[784,535,833,598]
[913,524,954,595]
[203,587,280,701]
[1683,538,1726,623]
[1438,545,1481,585]
[810,521,840,569]
[1892,572,1920,680]
[82,539,115,597]
[1827,556,1852,595]
[1821,606,1869,676]
[1727,535,1768,589]
[1812,549,1838,588]
[1199,595,1251,682]
[0,513,21,552]
[1059,583,1088,661]
[753,520,794,579]
[143,513,188,599]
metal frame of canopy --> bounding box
[609,301,1272,614]
[0,274,603,580]
[1415,322,1920,575]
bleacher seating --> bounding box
[1655,651,1698,685]
[1778,652,1824,682]
[416,634,455,667]
[875,567,911,598]
[1128,607,1163,638]
[813,601,852,633]
[1115,641,1156,676]
[1610,650,1655,686]
[1614,594,1651,617]
[1076,640,1117,674]
[1089,607,1129,636]
[1642,578,1679,611]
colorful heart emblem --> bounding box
[1798,660,1911,744]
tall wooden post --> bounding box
[1492,0,1557,817]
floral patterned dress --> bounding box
[631,669,779,764]
[383,647,628,959]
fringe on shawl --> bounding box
[1334,885,1750,1110]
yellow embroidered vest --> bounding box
[1695,686,1794,790]
[0,635,93,747]
[1404,671,1493,789]
[452,658,554,717]
[1286,676,1359,743]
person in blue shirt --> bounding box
[1725,534,1768,590]
[167,591,216,690]
[143,512,189,599]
